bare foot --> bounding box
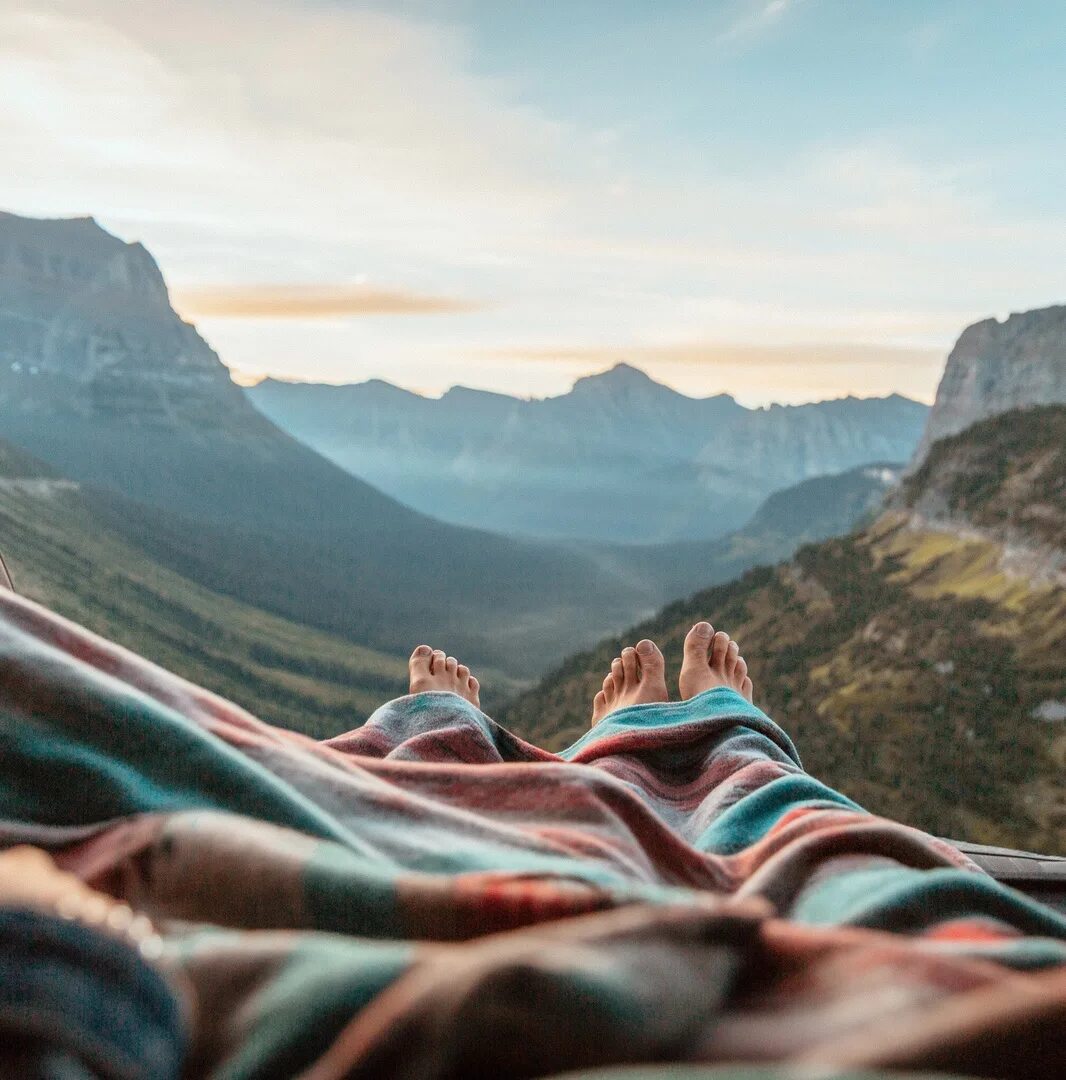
[678,622,754,702]
[591,638,669,725]
[409,645,481,707]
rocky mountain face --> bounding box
[0,211,266,431]
[894,407,1065,584]
[249,364,927,543]
[501,405,1066,851]
[911,304,1066,465]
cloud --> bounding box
[717,0,804,43]
[486,342,943,369]
[172,283,485,319]
[0,0,568,270]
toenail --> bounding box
[694,622,711,635]
[413,645,431,656]
[636,639,655,655]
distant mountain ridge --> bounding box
[588,461,904,601]
[249,364,927,543]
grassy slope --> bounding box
[0,445,523,736]
[500,407,1066,851]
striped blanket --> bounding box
[0,588,1063,1079]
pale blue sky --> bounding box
[2,0,1064,401]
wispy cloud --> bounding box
[485,342,943,369]
[717,0,804,43]
[172,283,485,319]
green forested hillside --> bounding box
[501,407,1066,852]
[0,440,519,736]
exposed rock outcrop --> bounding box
[911,304,1066,466]
[0,211,266,431]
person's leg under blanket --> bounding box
[553,624,1066,960]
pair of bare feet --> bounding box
[408,622,753,725]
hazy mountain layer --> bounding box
[500,406,1066,851]
[582,461,903,601]
[248,366,927,542]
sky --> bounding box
[2,0,1065,404]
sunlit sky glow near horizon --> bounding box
[2,0,1065,404]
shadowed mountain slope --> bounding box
[0,438,433,737]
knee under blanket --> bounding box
[0,589,1063,1079]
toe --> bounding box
[635,638,664,680]
[409,645,432,676]
[725,639,740,675]
[430,649,447,674]
[457,664,470,681]
[467,675,481,705]
[735,657,748,686]
[445,655,458,675]
[611,657,623,682]
[621,646,638,685]
[683,622,713,663]
[602,673,615,697]
[740,675,753,703]
[711,631,731,672]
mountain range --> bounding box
[249,365,927,542]
[0,211,644,671]
[0,210,916,674]
[4,203,1061,820]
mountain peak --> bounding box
[571,362,675,398]
[0,208,268,433]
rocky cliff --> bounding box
[911,304,1066,466]
[0,212,266,431]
